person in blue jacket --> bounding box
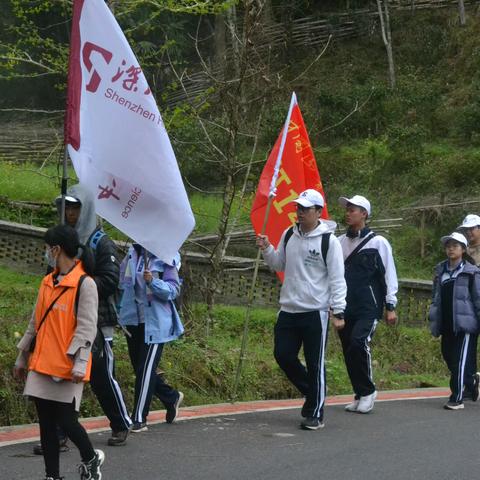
[429,232,480,410]
[119,244,184,431]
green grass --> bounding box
[0,264,453,427]
[0,155,473,280]
[0,162,77,203]
[0,162,253,237]
[189,192,253,235]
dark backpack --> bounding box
[283,226,331,266]
[89,229,107,251]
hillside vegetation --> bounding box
[1,4,480,278]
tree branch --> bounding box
[317,87,374,135]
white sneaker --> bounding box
[356,391,377,414]
[344,398,360,412]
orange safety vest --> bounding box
[28,261,93,382]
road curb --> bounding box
[0,387,449,448]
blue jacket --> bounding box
[429,260,480,337]
[118,246,184,344]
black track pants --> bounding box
[274,310,329,420]
[339,316,378,398]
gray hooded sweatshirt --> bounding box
[56,183,98,245]
[56,183,120,329]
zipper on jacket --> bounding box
[369,285,378,308]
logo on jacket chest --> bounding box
[304,249,321,267]
[52,302,68,312]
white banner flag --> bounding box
[65,0,195,264]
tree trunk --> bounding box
[377,0,396,89]
[226,6,241,80]
[458,0,467,26]
[214,14,226,75]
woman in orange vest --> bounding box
[13,224,104,480]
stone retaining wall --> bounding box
[0,220,432,326]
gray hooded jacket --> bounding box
[57,183,120,328]
[429,261,480,337]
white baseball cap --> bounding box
[55,195,81,205]
[441,232,468,248]
[338,195,371,216]
[293,189,325,208]
[458,214,480,229]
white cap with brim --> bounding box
[292,189,325,208]
[55,195,81,205]
[458,214,480,229]
[338,195,371,216]
[441,232,468,248]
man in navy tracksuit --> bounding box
[336,195,398,414]
[257,189,347,430]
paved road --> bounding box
[1,397,479,480]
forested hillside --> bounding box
[1,0,480,277]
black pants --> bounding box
[464,334,478,394]
[90,331,132,432]
[441,331,478,402]
[126,324,178,424]
[274,310,329,420]
[339,316,378,398]
[34,397,95,478]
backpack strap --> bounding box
[89,230,106,251]
[344,232,376,266]
[284,226,331,267]
[321,232,331,267]
[283,226,295,251]
[74,274,88,316]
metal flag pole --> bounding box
[60,147,68,225]
[231,92,297,401]
[60,0,74,227]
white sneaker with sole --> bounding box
[356,391,377,414]
[345,398,360,412]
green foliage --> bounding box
[4,6,480,278]
[0,266,41,425]
[385,124,428,173]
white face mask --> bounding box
[45,247,57,268]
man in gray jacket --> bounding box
[257,189,347,430]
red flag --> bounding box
[250,93,328,255]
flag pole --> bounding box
[231,196,273,401]
[60,147,68,225]
[231,93,297,401]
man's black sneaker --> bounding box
[107,429,129,446]
[78,449,104,480]
[444,401,464,410]
[33,436,69,455]
[300,417,325,430]
[130,422,148,433]
[42,477,65,479]
[166,391,184,424]
[472,373,480,402]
